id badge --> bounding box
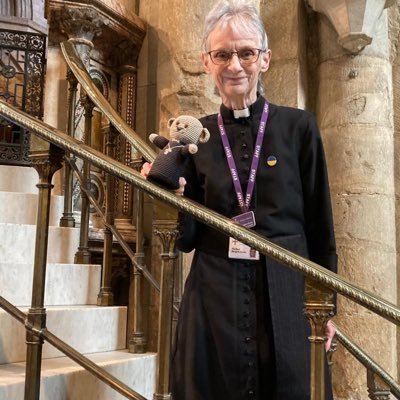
[229,211,259,260]
[228,238,260,260]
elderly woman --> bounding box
[144,1,337,399]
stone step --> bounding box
[0,223,80,264]
[0,263,101,307]
[0,191,64,226]
[0,306,127,365]
[0,350,156,400]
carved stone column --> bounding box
[261,0,309,108]
[307,0,395,53]
[314,3,397,398]
[391,4,400,385]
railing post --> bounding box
[97,125,117,306]
[304,277,335,400]
[129,152,147,353]
[59,68,77,228]
[74,95,94,264]
[367,370,391,400]
[172,253,183,338]
[25,142,64,400]
[153,220,179,400]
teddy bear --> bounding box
[147,115,210,190]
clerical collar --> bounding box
[233,108,250,119]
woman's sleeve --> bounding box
[299,113,338,274]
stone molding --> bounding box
[0,0,48,34]
[47,0,146,66]
[307,0,395,53]
[52,7,103,43]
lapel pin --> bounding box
[267,155,277,167]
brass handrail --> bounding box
[1,99,399,327]
[335,327,400,398]
[0,296,147,400]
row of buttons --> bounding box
[240,263,257,399]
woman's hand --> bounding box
[325,320,336,352]
[140,162,153,178]
[175,177,187,196]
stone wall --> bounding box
[318,9,397,398]
[390,0,400,384]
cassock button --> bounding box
[242,143,247,149]
[241,272,251,281]
[242,154,249,160]
[244,337,251,342]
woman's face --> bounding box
[202,23,271,107]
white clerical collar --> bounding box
[233,108,250,119]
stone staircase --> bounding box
[0,165,156,400]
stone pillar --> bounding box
[392,4,400,384]
[261,0,309,108]
[315,7,397,399]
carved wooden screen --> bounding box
[0,29,46,166]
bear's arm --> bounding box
[151,135,170,150]
[180,143,197,155]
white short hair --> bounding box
[202,0,269,53]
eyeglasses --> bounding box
[207,48,265,65]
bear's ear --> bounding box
[167,118,175,128]
[199,128,210,143]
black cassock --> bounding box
[171,96,337,400]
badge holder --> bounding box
[228,211,260,260]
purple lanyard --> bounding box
[218,100,269,214]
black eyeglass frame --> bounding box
[207,48,266,65]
